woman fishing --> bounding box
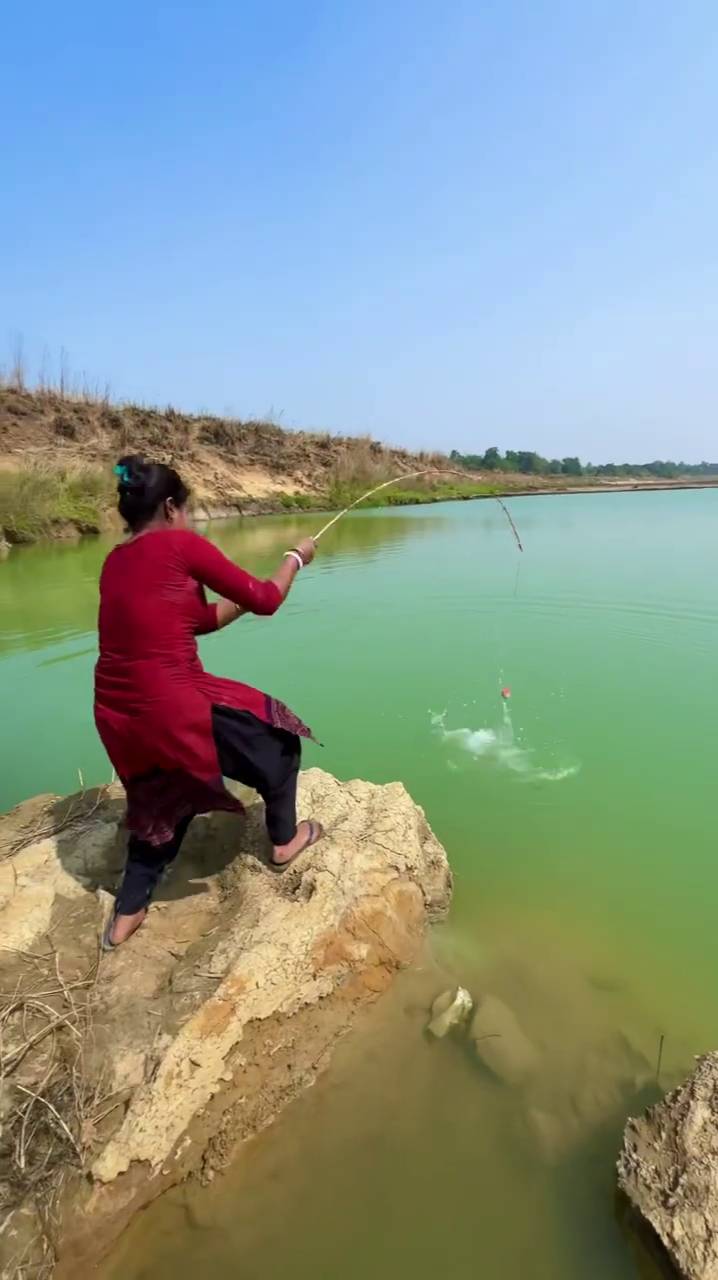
[95,455,322,950]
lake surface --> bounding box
[1,490,716,1279]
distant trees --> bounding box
[560,456,583,476]
[449,447,717,478]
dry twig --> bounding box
[0,945,103,1274]
[3,785,111,862]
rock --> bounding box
[0,768,451,1276]
[470,994,540,1085]
[618,1052,718,1280]
[427,986,473,1038]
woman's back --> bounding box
[94,523,294,780]
[98,529,213,676]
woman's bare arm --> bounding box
[215,599,247,629]
[182,532,316,615]
[196,537,316,630]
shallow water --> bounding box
[1,490,716,1278]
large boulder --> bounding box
[470,994,540,1085]
[0,768,451,1277]
[618,1052,718,1279]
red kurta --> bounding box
[94,528,312,843]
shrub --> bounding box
[279,492,314,510]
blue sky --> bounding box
[2,0,717,461]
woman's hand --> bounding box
[294,537,316,567]
[270,536,316,603]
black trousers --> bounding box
[115,708,301,916]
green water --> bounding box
[1,491,716,1278]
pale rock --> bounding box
[427,986,473,1038]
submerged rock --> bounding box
[427,986,473,1038]
[527,1031,654,1163]
[618,1052,718,1280]
[470,994,540,1085]
[574,1034,652,1129]
[0,768,451,1276]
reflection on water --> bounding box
[0,507,448,659]
[206,505,451,568]
[0,537,105,656]
[38,644,97,668]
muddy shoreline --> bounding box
[2,475,715,551]
[195,474,718,518]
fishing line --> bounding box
[312,468,524,552]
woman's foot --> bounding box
[103,906,148,949]
[271,820,324,869]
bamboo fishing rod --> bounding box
[312,469,524,552]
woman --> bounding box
[95,454,322,949]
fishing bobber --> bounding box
[501,687,511,700]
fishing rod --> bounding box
[312,468,524,552]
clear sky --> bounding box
[2,1,717,461]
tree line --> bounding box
[449,448,718,479]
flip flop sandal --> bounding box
[101,905,147,951]
[101,905,119,952]
[269,820,324,872]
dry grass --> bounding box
[1,338,111,407]
[326,436,406,506]
[0,463,113,543]
[0,948,103,1277]
[0,785,120,1276]
[2,789,112,865]
[325,443,483,509]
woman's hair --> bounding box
[115,455,190,532]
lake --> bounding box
[1,489,716,1279]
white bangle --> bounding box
[284,550,304,571]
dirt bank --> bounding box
[0,769,451,1277]
[0,387,449,540]
[618,1053,718,1279]
[3,387,713,544]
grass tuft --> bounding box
[0,465,113,543]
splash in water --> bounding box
[431,700,579,783]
